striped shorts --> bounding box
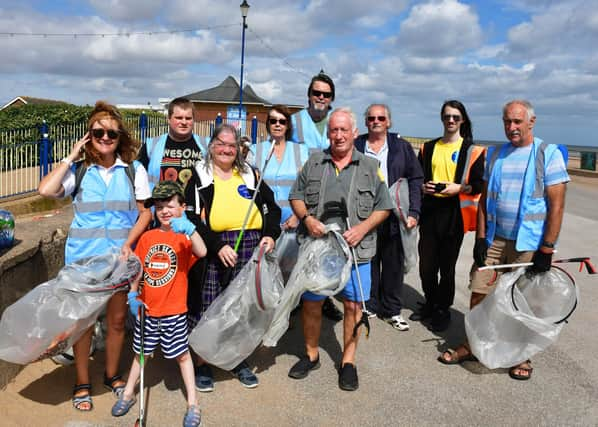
[133,313,189,359]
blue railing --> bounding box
[0,114,267,199]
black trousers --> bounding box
[368,220,405,318]
[418,197,464,310]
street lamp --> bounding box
[238,1,250,121]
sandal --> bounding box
[72,383,93,412]
[437,344,477,365]
[183,405,202,427]
[509,360,533,381]
[104,373,126,398]
[111,396,137,417]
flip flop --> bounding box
[437,345,477,365]
[509,360,533,380]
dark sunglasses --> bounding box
[91,128,120,139]
[442,114,462,122]
[268,118,287,125]
[311,90,333,99]
[367,116,387,123]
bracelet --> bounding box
[301,213,310,223]
[541,240,555,248]
[61,158,73,167]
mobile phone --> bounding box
[434,183,446,193]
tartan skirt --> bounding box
[188,229,261,328]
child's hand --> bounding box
[170,216,196,236]
[127,291,144,319]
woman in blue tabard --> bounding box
[252,104,309,230]
[38,101,152,412]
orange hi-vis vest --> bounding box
[421,143,485,233]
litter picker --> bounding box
[477,257,596,274]
[134,306,146,427]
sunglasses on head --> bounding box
[91,128,120,139]
[268,118,287,125]
[442,114,462,122]
[367,116,387,123]
[311,90,333,99]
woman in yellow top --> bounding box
[184,124,281,391]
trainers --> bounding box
[409,302,434,321]
[338,363,359,391]
[231,361,259,388]
[363,308,377,319]
[383,314,409,331]
[288,355,320,379]
[194,364,214,392]
[430,308,451,332]
[322,297,343,321]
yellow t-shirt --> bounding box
[209,171,263,232]
[431,138,462,197]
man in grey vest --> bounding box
[287,107,393,391]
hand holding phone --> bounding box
[434,183,446,193]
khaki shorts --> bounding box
[469,236,534,295]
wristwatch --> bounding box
[541,240,555,248]
[300,213,311,223]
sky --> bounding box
[1,0,597,146]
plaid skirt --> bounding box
[188,229,261,328]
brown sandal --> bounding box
[509,360,533,380]
[437,344,477,365]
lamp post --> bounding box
[238,1,250,123]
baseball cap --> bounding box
[144,180,185,207]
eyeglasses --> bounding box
[442,114,462,122]
[212,138,238,150]
[91,128,120,139]
[367,116,387,123]
[311,90,333,99]
[268,118,287,125]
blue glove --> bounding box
[127,290,143,319]
[170,216,196,236]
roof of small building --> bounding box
[182,76,271,106]
[1,96,70,110]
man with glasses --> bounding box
[413,100,485,332]
[288,107,393,391]
[291,71,344,321]
[355,104,423,331]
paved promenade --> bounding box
[0,176,597,426]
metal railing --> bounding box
[0,114,268,200]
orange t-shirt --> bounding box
[134,228,198,317]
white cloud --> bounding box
[89,0,163,21]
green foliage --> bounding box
[0,103,164,131]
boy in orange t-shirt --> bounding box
[111,181,207,427]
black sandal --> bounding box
[103,373,125,398]
[72,383,93,412]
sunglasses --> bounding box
[311,90,333,99]
[91,128,120,139]
[268,118,287,125]
[367,116,387,123]
[442,114,462,122]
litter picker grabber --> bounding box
[322,199,371,338]
[134,306,146,427]
[477,257,596,274]
[221,140,277,287]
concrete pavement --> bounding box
[0,178,597,426]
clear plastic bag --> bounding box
[274,229,299,283]
[189,245,284,370]
[388,178,418,273]
[0,250,141,365]
[262,224,351,347]
[465,267,576,369]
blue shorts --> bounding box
[302,261,371,303]
[133,313,189,359]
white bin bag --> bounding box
[0,250,141,364]
[274,229,300,283]
[189,245,284,370]
[465,267,577,369]
[262,224,351,347]
[388,178,418,273]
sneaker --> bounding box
[338,363,359,391]
[322,297,343,321]
[409,302,434,321]
[194,364,214,392]
[288,355,320,379]
[430,308,451,332]
[231,361,259,389]
[383,314,409,331]
[363,308,377,319]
